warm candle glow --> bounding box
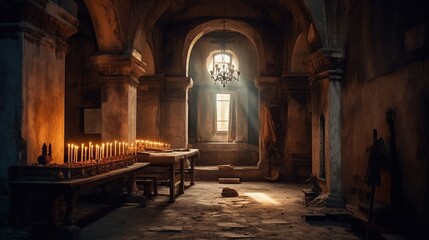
[114,141,117,156]
[67,144,71,163]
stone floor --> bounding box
[79,181,361,240]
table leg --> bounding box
[190,156,195,186]
[169,164,175,203]
[63,189,77,226]
[179,159,185,194]
[126,174,136,194]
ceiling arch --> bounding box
[183,19,265,77]
[83,0,326,72]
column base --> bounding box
[326,192,344,208]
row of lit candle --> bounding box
[67,141,137,163]
[66,139,172,163]
[135,139,171,150]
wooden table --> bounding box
[137,149,199,203]
[9,162,150,226]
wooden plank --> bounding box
[219,178,240,184]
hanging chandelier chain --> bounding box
[210,0,240,87]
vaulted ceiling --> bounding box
[78,0,328,76]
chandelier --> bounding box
[210,0,240,87]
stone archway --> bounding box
[182,19,265,77]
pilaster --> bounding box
[137,76,165,140]
[279,74,311,180]
[90,54,146,144]
[304,48,345,207]
[162,77,193,148]
[0,0,78,194]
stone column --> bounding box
[162,77,193,148]
[90,54,145,144]
[0,0,78,193]
[304,48,345,207]
[279,74,311,180]
[137,76,165,140]
[254,77,280,170]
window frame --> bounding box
[215,93,231,135]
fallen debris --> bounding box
[217,232,256,238]
[221,187,239,197]
[261,219,291,225]
[217,222,247,229]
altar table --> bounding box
[137,149,199,202]
[9,162,150,226]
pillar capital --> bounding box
[0,0,79,55]
[303,48,345,83]
[90,54,146,83]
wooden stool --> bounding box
[136,176,158,198]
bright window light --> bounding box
[244,192,279,205]
[216,93,230,132]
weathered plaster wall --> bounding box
[162,77,192,148]
[136,78,163,141]
[22,37,66,166]
[65,35,100,145]
[342,0,428,234]
[0,32,67,192]
[0,37,23,194]
[282,91,311,180]
[311,79,329,191]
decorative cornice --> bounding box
[90,54,147,81]
[0,0,78,55]
[303,48,345,82]
[0,0,78,39]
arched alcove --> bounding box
[140,40,155,76]
[183,19,265,77]
[290,32,310,73]
[187,29,260,167]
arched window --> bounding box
[206,50,240,87]
[207,51,239,74]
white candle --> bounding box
[67,144,71,163]
[85,147,88,163]
[70,144,73,163]
[81,144,84,162]
[110,143,113,157]
[102,143,105,159]
[119,143,121,155]
[122,142,125,154]
[115,141,117,156]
